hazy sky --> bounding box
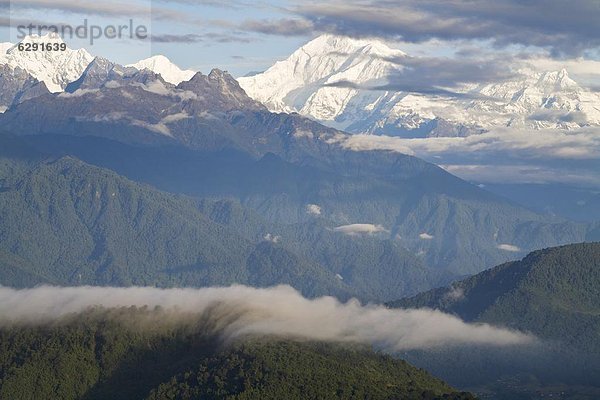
[2,0,600,81]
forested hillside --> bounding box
[0,155,350,298]
[0,307,475,400]
[390,242,600,351]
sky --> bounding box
[1,0,312,76]
[1,0,600,81]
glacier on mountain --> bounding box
[0,34,93,93]
[238,34,600,137]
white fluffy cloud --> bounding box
[263,233,281,243]
[0,285,534,351]
[332,223,388,236]
[131,120,172,137]
[306,204,322,215]
[497,244,521,252]
[419,232,434,240]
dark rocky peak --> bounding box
[0,65,50,110]
[177,69,265,111]
[66,56,169,93]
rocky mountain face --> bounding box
[65,56,168,93]
[238,34,600,137]
[0,64,49,112]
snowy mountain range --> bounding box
[238,34,600,137]
[0,34,93,93]
[2,33,600,140]
[0,34,195,110]
[0,32,597,290]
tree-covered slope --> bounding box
[147,340,475,400]
[0,308,475,400]
[0,138,448,301]
[390,242,600,351]
[0,156,349,298]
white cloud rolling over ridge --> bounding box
[0,285,533,351]
[329,127,600,187]
[335,128,600,160]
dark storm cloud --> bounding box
[239,18,314,37]
[323,79,486,99]
[322,51,519,98]
[149,32,251,44]
[240,0,600,56]
[382,53,519,88]
[152,0,246,7]
[150,34,204,43]
[7,0,186,21]
[201,32,252,43]
[7,0,600,55]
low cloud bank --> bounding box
[0,285,533,351]
[329,128,600,187]
[335,128,600,160]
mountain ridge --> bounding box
[0,60,595,279]
[238,34,600,137]
[389,242,600,350]
[0,307,475,400]
[0,34,196,110]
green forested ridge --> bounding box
[0,156,350,298]
[1,133,597,302]
[388,243,600,399]
[390,242,600,350]
[196,197,447,300]
[0,150,445,301]
[2,133,596,280]
[0,307,475,400]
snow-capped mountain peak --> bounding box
[127,55,195,85]
[0,34,93,92]
[298,33,406,60]
[240,35,600,136]
[536,68,578,91]
[0,42,13,54]
[238,34,405,124]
